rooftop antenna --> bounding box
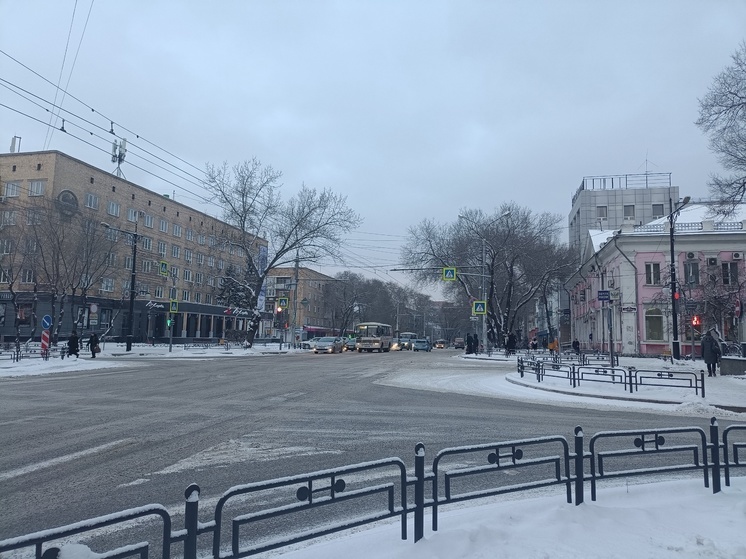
[637,150,659,188]
[111,138,127,179]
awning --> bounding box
[303,326,327,332]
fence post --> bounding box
[709,418,721,494]
[184,483,200,559]
[627,368,634,394]
[414,443,425,543]
[701,372,706,399]
[574,426,584,505]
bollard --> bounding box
[574,426,584,505]
[709,418,721,494]
[184,483,200,559]
[414,443,425,543]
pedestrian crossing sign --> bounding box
[159,261,168,277]
[278,297,289,308]
[442,267,456,281]
[472,300,486,315]
[170,300,178,313]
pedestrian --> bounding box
[507,332,517,356]
[466,333,474,354]
[572,338,580,354]
[67,330,80,358]
[87,332,100,358]
[473,333,480,354]
[701,329,722,377]
[530,337,538,351]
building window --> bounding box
[21,269,35,283]
[144,214,154,228]
[159,219,168,233]
[101,278,114,292]
[205,294,212,305]
[1,211,16,226]
[127,208,139,222]
[652,203,664,218]
[182,290,190,302]
[105,227,118,242]
[29,180,45,196]
[645,308,664,341]
[198,234,206,245]
[25,238,37,253]
[184,269,193,282]
[154,286,164,298]
[195,292,201,303]
[195,272,203,285]
[186,229,194,241]
[142,260,153,273]
[107,201,120,217]
[125,256,133,269]
[85,193,99,209]
[209,236,217,247]
[722,262,739,285]
[172,245,180,258]
[596,206,607,219]
[207,276,215,287]
[0,269,9,283]
[208,256,215,267]
[623,205,635,219]
[107,253,117,267]
[3,182,20,197]
[645,263,661,285]
[196,253,204,266]
[173,224,182,237]
[0,239,11,254]
[158,241,167,258]
[26,209,42,225]
[684,262,699,285]
[184,249,192,263]
[218,259,225,270]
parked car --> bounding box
[413,339,431,352]
[390,338,405,351]
[314,336,344,354]
[434,339,448,349]
[453,337,465,349]
[343,338,357,351]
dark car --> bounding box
[343,338,357,351]
[453,337,465,349]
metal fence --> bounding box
[1,418,744,559]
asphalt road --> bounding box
[0,349,717,543]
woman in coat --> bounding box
[67,331,80,358]
[701,329,721,377]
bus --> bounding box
[398,331,418,350]
[354,322,393,352]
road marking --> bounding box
[0,439,134,482]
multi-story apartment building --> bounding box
[0,150,264,343]
[569,172,679,260]
[264,267,337,342]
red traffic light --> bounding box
[674,291,680,300]
[692,315,701,326]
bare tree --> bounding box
[696,41,746,214]
[204,158,361,344]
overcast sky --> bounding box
[2,1,745,292]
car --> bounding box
[412,339,431,352]
[343,338,357,351]
[453,337,465,349]
[390,338,405,351]
[301,337,321,350]
[313,336,344,353]
[434,339,447,349]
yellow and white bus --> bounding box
[355,322,393,352]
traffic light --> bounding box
[167,318,172,328]
[692,315,701,327]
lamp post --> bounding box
[668,196,691,360]
[101,219,140,352]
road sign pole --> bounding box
[169,313,173,353]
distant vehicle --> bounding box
[398,332,417,350]
[390,338,405,351]
[355,322,393,352]
[434,339,447,349]
[343,338,357,352]
[302,337,321,350]
[453,337,465,349]
[314,337,344,354]
[412,339,431,352]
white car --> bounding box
[313,337,344,354]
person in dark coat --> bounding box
[507,332,517,356]
[473,333,480,354]
[572,339,580,354]
[466,333,474,354]
[67,331,80,358]
[701,329,721,377]
[87,332,99,358]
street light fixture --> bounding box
[101,219,140,352]
[668,195,691,360]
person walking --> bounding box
[87,332,100,358]
[572,338,580,354]
[67,330,80,358]
[466,333,474,354]
[506,332,517,356]
[701,329,722,377]
[473,333,480,355]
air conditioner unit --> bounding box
[686,252,696,260]
[733,252,743,260]
[707,257,718,267]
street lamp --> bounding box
[101,219,140,352]
[668,195,691,360]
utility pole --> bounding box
[292,251,300,348]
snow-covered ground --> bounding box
[4,346,746,558]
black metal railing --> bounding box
[1,418,744,558]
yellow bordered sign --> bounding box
[442,267,456,281]
[472,300,486,315]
